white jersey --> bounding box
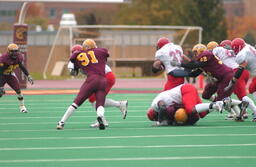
[68,61,112,74]
[154,43,184,73]
[236,44,256,76]
[151,84,183,112]
[212,47,238,69]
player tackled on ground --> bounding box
[0,43,34,113]
[56,39,109,130]
[147,84,231,126]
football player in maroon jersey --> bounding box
[0,43,34,113]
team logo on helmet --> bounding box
[82,39,97,50]
[207,41,219,51]
[174,108,188,124]
[156,37,170,50]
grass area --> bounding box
[0,93,256,167]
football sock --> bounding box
[242,96,256,113]
[91,99,120,108]
[96,106,105,117]
[195,103,211,113]
[105,98,120,107]
[60,103,78,123]
[17,93,24,106]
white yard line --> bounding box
[0,125,255,133]
[0,156,256,163]
[1,143,256,151]
[0,133,256,141]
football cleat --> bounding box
[56,121,65,130]
[90,119,109,128]
[20,106,28,113]
[97,116,106,130]
[119,100,128,119]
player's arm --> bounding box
[180,61,207,69]
[152,60,164,73]
[224,61,247,91]
[18,62,34,85]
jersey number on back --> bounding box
[77,51,98,66]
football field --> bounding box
[0,92,256,167]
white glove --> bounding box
[27,75,34,85]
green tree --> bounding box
[114,0,227,43]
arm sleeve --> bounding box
[19,62,29,76]
[187,69,202,77]
[168,69,190,77]
[181,61,207,69]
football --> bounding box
[153,60,164,70]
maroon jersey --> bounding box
[196,51,233,81]
[70,48,109,76]
[0,53,23,75]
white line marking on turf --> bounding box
[0,156,256,163]
[0,134,256,141]
[1,143,256,151]
[0,125,255,133]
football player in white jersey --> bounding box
[67,45,128,127]
[152,37,185,90]
[146,84,242,126]
[225,38,256,121]
[210,40,256,120]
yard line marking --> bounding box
[0,133,256,141]
[1,143,256,151]
[0,121,148,125]
[0,125,255,133]
[0,156,256,163]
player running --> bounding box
[56,39,109,130]
[152,37,185,90]
[0,43,34,113]
[67,44,128,128]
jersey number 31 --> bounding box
[77,51,98,66]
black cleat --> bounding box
[97,117,106,130]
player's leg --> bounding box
[216,73,234,101]
[201,82,218,101]
[57,78,95,130]
[163,75,184,91]
[89,72,128,119]
[249,77,256,121]
[6,74,27,113]
[180,84,202,124]
[94,77,107,130]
